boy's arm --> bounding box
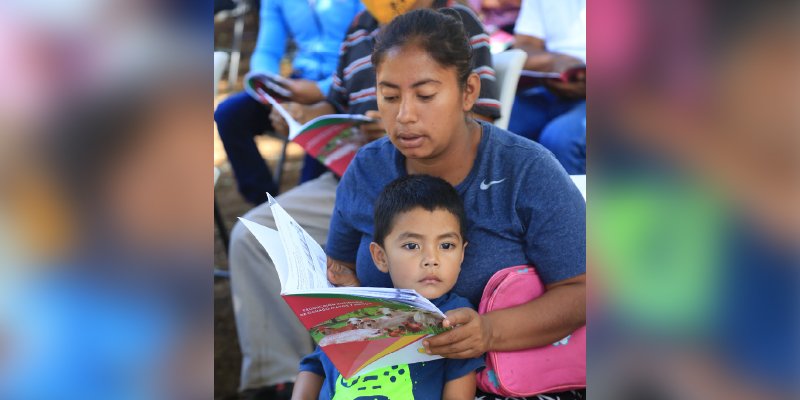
[442,371,477,400]
[291,371,324,400]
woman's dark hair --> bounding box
[372,8,473,87]
[373,174,467,246]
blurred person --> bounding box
[227,1,499,399]
[214,0,364,205]
[468,0,521,34]
[588,0,800,397]
[508,0,586,174]
[0,1,212,398]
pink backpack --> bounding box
[476,265,586,397]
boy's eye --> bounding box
[440,242,456,250]
[402,243,420,250]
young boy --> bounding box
[293,174,484,400]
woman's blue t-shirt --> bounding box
[327,121,586,306]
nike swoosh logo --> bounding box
[480,178,506,190]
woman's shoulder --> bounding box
[482,122,554,162]
[343,137,397,181]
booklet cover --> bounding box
[244,80,376,177]
[239,195,448,379]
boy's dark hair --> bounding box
[373,174,467,246]
[371,8,473,88]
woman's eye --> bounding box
[418,94,435,101]
[382,96,398,102]
[402,243,420,250]
[440,242,456,250]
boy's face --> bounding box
[369,207,466,299]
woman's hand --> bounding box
[326,257,360,287]
[422,307,493,359]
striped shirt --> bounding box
[327,1,501,120]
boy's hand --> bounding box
[422,308,492,359]
[326,257,360,287]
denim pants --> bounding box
[214,92,327,204]
[508,87,586,174]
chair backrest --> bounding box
[491,49,527,130]
[214,51,230,98]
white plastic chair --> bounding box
[570,174,586,201]
[214,51,230,98]
[491,49,527,130]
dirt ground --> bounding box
[214,9,305,399]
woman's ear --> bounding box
[369,242,390,273]
[462,72,481,112]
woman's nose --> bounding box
[396,97,417,124]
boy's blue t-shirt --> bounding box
[300,292,484,400]
[327,121,586,306]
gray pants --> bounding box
[229,172,337,391]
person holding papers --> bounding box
[214,0,364,206]
[293,174,484,399]
[323,9,585,399]
[508,0,586,174]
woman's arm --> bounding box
[442,371,477,400]
[291,371,324,400]
[423,274,585,358]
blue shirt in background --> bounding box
[251,0,364,95]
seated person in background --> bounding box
[225,2,499,399]
[214,0,364,205]
[293,174,484,399]
[508,0,586,174]
[468,0,520,34]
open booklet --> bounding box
[245,71,293,102]
[239,194,448,379]
[244,74,376,177]
[517,65,586,90]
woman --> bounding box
[300,8,586,400]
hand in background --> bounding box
[285,79,325,105]
[360,110,386,143]
[326,257,360,287]
[545,79,586,100]
[269,102,307,137]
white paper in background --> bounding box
[238,218,290,290]
[267,194,332,290]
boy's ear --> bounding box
[369,242,389,273]
[460,241,468,264]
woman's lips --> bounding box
[396,133,425,148]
